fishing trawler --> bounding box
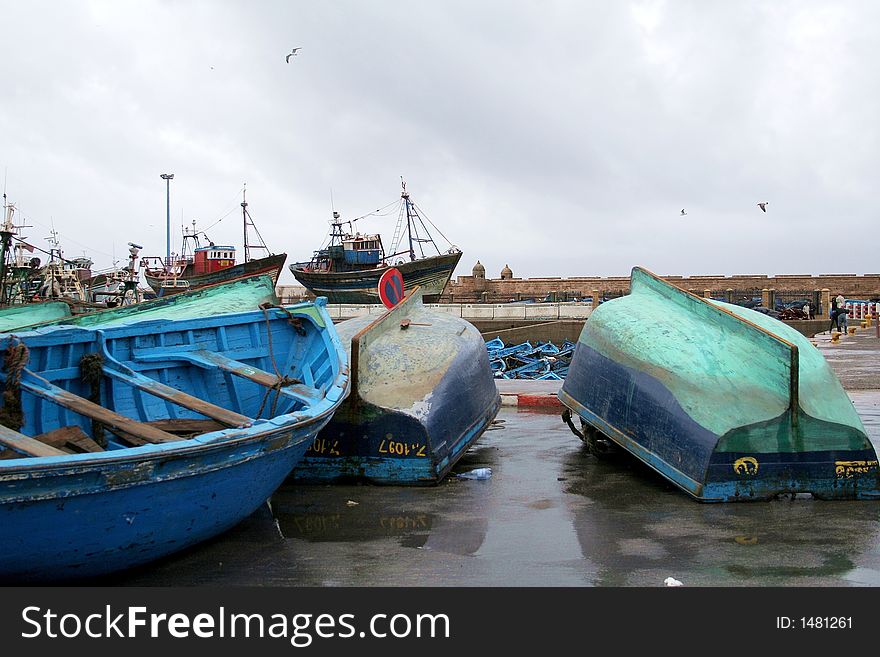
[289,180,462,304]
[141,186,286,296]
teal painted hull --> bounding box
[47,275,280,329]
[0,301,71,332]
[559,267,878,502]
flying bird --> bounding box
[757,201,768,212]
[286,47,302,63]
[680,209,687,216]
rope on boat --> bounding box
[561,408,585,441]
[80,352,107,448]
[257,305,301,418]
[0,337,29,431]
[561,407,614,456]
[260,302,307,336]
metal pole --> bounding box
[160,173,174,266]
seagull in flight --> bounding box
[680,209,687,216]
[286,47,302,63]
[757,201,769,212]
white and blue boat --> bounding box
[0,297,349,580]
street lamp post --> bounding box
[160,173,174,267]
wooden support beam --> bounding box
[102,364,252,428]
[135,348,323,407]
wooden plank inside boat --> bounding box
[20,373,181,444]
[34,425,104,453]
[135,348,323,406]
[102,364,252,428]
[142,418,226,437]
[0,425,68,458]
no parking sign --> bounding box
[378,267,404,309]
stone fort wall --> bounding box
[441,265,880,303]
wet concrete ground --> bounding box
[99,325,880,587]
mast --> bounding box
[0,193,13,306]
[160,173,174,270]
[241,183,271,263]
[401,178,415,261]
[242,184,249,263]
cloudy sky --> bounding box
[1,1,878,285]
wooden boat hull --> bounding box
[290,251,462,304]
[0,301,72,332]
[144,253,287,296]
[292,287,500,485]
[559,267,879,502]
[0,299,349,580]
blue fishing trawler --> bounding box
[0,297,349,580]
[559,266,879,502]
[289,180,462,304]
[292,287,500,485]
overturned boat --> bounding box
[292,287,500,485]
[559,266,879,502]
[0,298,349,580]
[0,301,72,332]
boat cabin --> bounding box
[342,234,383,266]
[193,245,236,274]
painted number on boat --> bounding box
[379,439,427,457]
[378,267,405,309]
[307,438,341,456]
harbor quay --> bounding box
[98,324,880,587]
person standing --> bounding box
[836,294,847,332]
[830,295,841,332]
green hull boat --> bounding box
[559,267,878,502]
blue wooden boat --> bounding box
[0,297,349,580]
[559,267,879,502]
[291,287,500,485]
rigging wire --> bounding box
[409,201,457,249]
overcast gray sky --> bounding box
[1,1,878,285]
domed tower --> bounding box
[472,260,486,292]
[500,264,513,280]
